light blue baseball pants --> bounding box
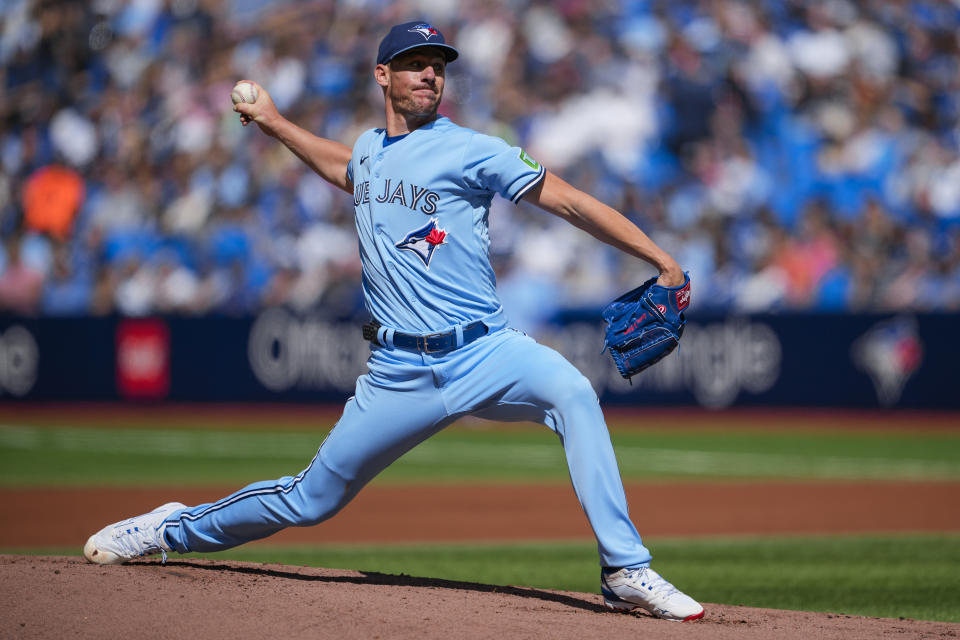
[162,327,652,568]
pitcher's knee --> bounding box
[289,464,353,526]
[294,491,347,526]
[549,372,600,408]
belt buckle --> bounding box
[419,332,446,353]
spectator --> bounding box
[0,234,44,315]
[41,242,92,315]
[22,165,85,240]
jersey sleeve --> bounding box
[346,158,354,184]
[462,133,546,204]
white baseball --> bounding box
[230,81,259,105]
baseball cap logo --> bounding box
[409,24,439,40]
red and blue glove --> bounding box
[601,273,691,381]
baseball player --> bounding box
[83,22,704,622]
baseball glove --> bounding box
[602,273,691,381]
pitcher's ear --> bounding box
[374,64,390,88]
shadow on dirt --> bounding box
[156,559,609,614]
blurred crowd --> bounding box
[1,0,960,328]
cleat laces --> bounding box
[110,523,164,561]
[624,567,679,598]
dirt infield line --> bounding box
[2,481,958,548]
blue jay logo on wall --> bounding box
[395,218,447,268]
[851,316,923,406]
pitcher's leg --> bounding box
[164,353,450,554]
[162,453,353,553]
[460,331,650,568]
[545,373,651,568]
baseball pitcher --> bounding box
[83,22,703,622]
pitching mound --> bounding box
[2,556,957,639]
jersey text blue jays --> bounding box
[353,179,440,215]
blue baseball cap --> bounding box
[376,21,459,66]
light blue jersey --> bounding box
[346,116,545,332]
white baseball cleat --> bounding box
[601,566,705,621]
[83,502,185,565]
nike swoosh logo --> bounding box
[360,155,369,165]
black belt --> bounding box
[362,319,488,354]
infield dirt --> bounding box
[2,481,959,547]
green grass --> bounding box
[8,534,959,622]
[2,422,960,487]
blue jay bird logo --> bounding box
[852,315,924,406]
[396,218,447,268]
[408,24,439,40]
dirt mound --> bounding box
[2,555,956,640]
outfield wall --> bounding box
[0,310,954,409]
